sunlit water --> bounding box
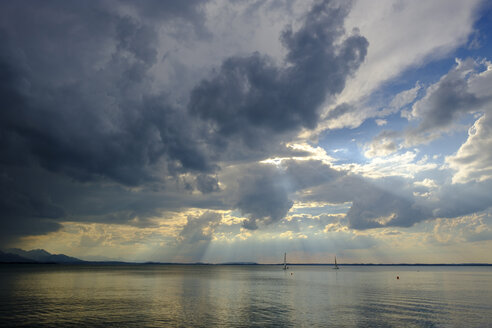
[0,265,491,327]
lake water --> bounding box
[0,264,491,327]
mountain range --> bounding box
[1,249,490,265]
[0,248,84,263]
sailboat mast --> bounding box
[283,252,287,270]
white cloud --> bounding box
[413,178,439,199]
[375,119,387,126]
[309,0,480,136]
[389,82,421,109]
[414,178,438,189]
[432,212,492,244]
[364,135,398,158]
[404,58,492,146]
[446,114,492,183]
[340,150,438,179]
[260,142,335,166]
[361,58,492,174]
[338,0,480,106]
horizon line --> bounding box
[4,261,490,266]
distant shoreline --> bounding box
[4,249,491,267]
[1,262,491,266]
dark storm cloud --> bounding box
[0,0,212,185]
[0,174,63,244]
[232,165,293,230]
[195,174,220,194]
[0,167,64,244]
[118,0,207,22]
[0,0,373,243]
[189,0,368,146]
[0,164,227,246]
[0,0,214,242]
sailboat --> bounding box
[283,252,288,270]
[333,256,339,270]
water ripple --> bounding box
[0,265,491,327]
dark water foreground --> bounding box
[0,264,491,327]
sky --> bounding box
[1,0,492,264]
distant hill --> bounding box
[4,248,85,263]
[219,262,259,265]
[0,250,36,263]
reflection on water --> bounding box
[0,265,491,327]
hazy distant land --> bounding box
[1,249,490,266]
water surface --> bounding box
[0,265,491,327]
